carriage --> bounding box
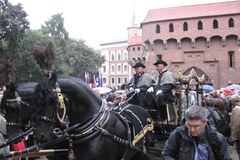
[0,67,207,160]
[146,68,206,157]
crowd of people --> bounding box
[96,59,240,160]
[1,58,240,159]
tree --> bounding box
[15,29,56,83]
[41,13,105,78]
[41,13,69,47]
[0,0,29,59]
[66,38,105,78]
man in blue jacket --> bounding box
[163,105,231,160]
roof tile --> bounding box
[143,1,240,23]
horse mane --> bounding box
[33,77,51,112]
[58,76,101,101]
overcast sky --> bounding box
[9,0,234,48]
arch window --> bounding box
[111,78,115,84]
[103,78,106,84]
[213,19,218,29]
[228,18,234,27]
[198,21,203,30]
[169,23,174,32]
[183,22,188,31]
[156,24,160,33]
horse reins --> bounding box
[5,93,32,128]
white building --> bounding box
[99,40,132,89]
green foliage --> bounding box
[41,13,69,48]
[0,0,29,59]
[15,29,56,83]
[0,6,105,84]
[66,38,105,78]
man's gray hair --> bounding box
[185,105,208,121]
[230,94,240,103]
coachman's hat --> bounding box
[132,62,146,68]
[153,59,168,66]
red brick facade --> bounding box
[128,1,240,88]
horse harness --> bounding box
[3,91,32,129]
[41,87,153,160]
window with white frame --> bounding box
[117,64,121,73]
[123,51,128,60]
[117,52,121,61]
[102,66,106,73]
[103,78,107,84]
[124,77,128,84]
[123,64,127,72]
[117,77,121,84]
[111,65,115,73]
[111,78,115,84]
[111,52,115,61]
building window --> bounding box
[117,65,121,72]
[123,64,127,72]
[156,24,160,33]
[183,22,188,31]
[123,51,128,60]
[111,65,115,73]
[213,19,218,29]
[169,23,174,32]
[103,78,106,84]
[198,21,203,30]
[117,52,121,60]
[124,78,128,84]
[228,18,234,27]
[228,51,235,68]
[137,47,140,51]
[133,47,135,51]
[118,78,121,84]
[111,78,115,84]
[103,66,106,73]
[111,52,115,61]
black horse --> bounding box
[33,74,154,160]
[0,82,37,139]
[0,82,68,160]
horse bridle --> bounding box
[38,87,67,136]
[4,92,31,129]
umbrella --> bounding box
[93,87,112,94]
[226,84,240,90]
[202,85,215,93]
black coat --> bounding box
[163,124,231,160]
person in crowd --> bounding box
[106,93,123,111]
[163,105,231,160]
[128,62,154,107]
[0,111,9,160]
[204,97,221,127]
[210,90,219,98]
[213,98,230,137]
[153,59,176,120]
[229,94,240,159]
[0,85,6,103]
[220,88,232,113]
[112,94,123,111]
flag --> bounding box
[84,72,88,84]
[97,74,102,87]
[92,74,96,88]
[84,72,90,86]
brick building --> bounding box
[128,1,240,88]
